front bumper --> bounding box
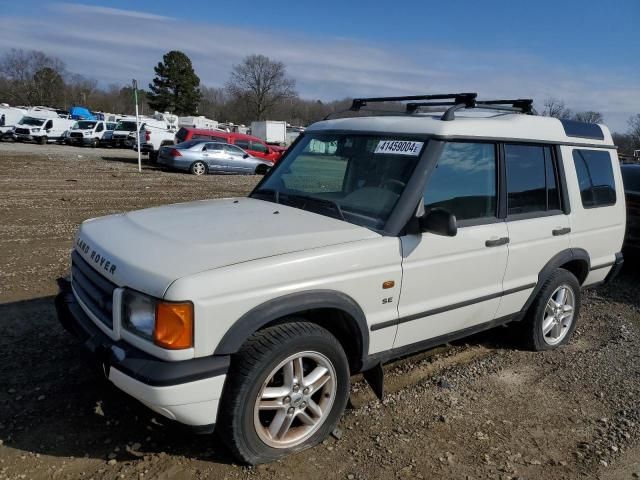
[67,137,95,146]
[55,278,228,428]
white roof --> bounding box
[307,112,613,147]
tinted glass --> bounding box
[95,123,104,132]
[573,150,616,207]
[621,166,640,192]
[506,144,547,214]
[176,127,188,142]
[44,120,53,129]
[205,143,223,151]
[250,140,268,153]
[545,147,560,210]
[234,139,250,149]
[424,142,496,221]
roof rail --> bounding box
[350,93,477,112]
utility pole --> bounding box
[132,79,142,173]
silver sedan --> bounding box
[158,140,273,175]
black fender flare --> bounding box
[213,289,370,363]
[518,248,590,317]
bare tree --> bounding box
[541,97,572,119]
[226,54,296,121]
[629,114,640,144]
[573,111,603,123]
[0,49,66,105]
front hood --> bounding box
[75,197,378,297]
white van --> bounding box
[111,117,140,148]
[66,120,117,147]
[14,114,75,144]
[0,104,27,137]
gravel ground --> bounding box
[0,142,639,480]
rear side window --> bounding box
[505,144,561,215]
[234,139,250,150]
[176,127,188,142]
[621,167,640,192]
[250,140,268,154]
[572,150,616,208]
[424,142,497,221]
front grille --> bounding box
[69,132,83,138]
[15,128,30,135]
[71,251,117,328]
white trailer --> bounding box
[179,116,218,130]
[250,120,287,144]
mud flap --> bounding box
[362,363,384,400]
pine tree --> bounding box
[147,51,201,115]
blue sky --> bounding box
[1,0,638,131]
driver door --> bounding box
[394,141,509,348]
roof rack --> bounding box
[350,93,477,112]
[333,93,535,121]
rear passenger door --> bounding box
[395,141,509,348]
[495,144,571,319]
[202,143,227,170]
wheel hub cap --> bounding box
[253,351,337,449]
[542,284,575,346]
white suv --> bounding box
[56,93,626,464]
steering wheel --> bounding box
[381,179,406,194]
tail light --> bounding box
[169,148,182,157]
[145,130,151,141]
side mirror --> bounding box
[243,153,249,158]
[419,207,457,237]
[255,163,271,175]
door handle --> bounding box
[552,227,571,236]
[485,237,509,247]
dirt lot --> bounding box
[1,142,639,480]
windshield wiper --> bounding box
[253,188,280,204]
[280,193,346,221]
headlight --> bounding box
[121,289,194,349]
[32,128,40,133]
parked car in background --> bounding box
[111,118,139,148]
[157,140,272,175]
[175,127,284,163]
[178,115,218,130]
[14,115,75,144]
[621,164,640,257]
[66,120,116,147]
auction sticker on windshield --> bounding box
[375,140,424,156]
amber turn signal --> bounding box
[382,280,395,289]
[154,302,194,349]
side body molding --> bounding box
[213,290,370,362]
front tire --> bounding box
[38,136,47,145]
[190,161,207,175]
[521,268,581,351]
[218,322,350,465]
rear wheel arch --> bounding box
[519,248,590,317]
[214,290,369,373]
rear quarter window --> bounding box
[572,149,616,208]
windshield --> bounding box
[252,133,424,230]
[75,121,97,130]
[21,116,45,126]
[115,121,137,131]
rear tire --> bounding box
[149,151,159,163]
[190,161,207,176]
[519,268,581,351]
[217,322,350,465]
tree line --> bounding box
[0,48,638,154]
